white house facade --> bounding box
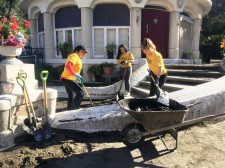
[19,0,212,78]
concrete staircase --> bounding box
[132,62,225,97]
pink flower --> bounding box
[0,26,2,31]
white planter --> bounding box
[0,46,23,64]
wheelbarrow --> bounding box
[118,98,200,150]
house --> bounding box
[19,0,212,80]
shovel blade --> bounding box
[42,122,52,140]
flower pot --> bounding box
[0,46,23,64]
[107,51,114,59]
[103,67,113,75]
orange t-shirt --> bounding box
[61,53,82,80]
[146,50,167,76]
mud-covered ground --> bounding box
[0,99,225,168]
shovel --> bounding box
[40,71,53,140]
[150,75,169,106]
[77,78,94,107]
[17,73,44,142]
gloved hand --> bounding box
[155,76,159,85]
[120,61,127,65]
[75,74,82,80]
[147,69,151,77]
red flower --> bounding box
[0,26,2,31]
[10,16,16,22]
[24,20,30,28]
[1,17,7,23]
[11,21,19,32]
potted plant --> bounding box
[105,43,117,59]
[101,62,115,75]
[182,51,194,63]
[87,64,103,82]
[0,16,30,63]
[56,42,73,59]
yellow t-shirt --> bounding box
[61,53,82,80]
[146,50,167,76]
[117,52,134,68]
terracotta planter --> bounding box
[103,67,113,75]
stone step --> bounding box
[135,82,190,95]
[167,69,224,78]
[132,86,149,97]
[165,64,221,71]
[166,76,213,85]
[145,75,213,85]
[210,59,221,64]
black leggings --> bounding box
[61,78,84,110]
[149,73,167,97]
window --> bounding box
[93,4,130,58]
[55,28,82,57]
[38,32,45,48]
[54,6,81,58]
[93,27,130,58]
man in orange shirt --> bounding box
[61,45,88,110]
[142,38,167,97]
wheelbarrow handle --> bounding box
[18,72,27,81]
[40,70,49,81]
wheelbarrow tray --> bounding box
[118,98,188,131]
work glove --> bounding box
[75,74,82,80]
[120,61,127,65]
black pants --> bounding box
[121,67,132,92]
[149,73,167,97]
[61,78,84,110]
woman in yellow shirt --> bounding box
[141,38,167,97]
[60,45,88,110]
[117,44,134,96]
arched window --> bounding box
[93,4,130,58]
[38,14,45,48]
[54,6,81,57]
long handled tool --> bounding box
[78,78,94,107]
[150,75,169,106]
[40,71,53,140]
[116,67,128,101]
[17,73,43,142]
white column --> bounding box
[168,11,180,59]
[81,8,93,82]
[130,7,142,59]
[29,19,38,48]
[192,19,201,59]
[43,12,54,59]
[81,7,93,59]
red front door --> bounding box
[141,9,169,58]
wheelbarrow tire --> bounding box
[121,124,145,148]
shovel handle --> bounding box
[18,72,27,81]
[16,77,24,88]
[40,70,49,81]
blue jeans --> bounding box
[121,67,132,92]
[61,78,84,110]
